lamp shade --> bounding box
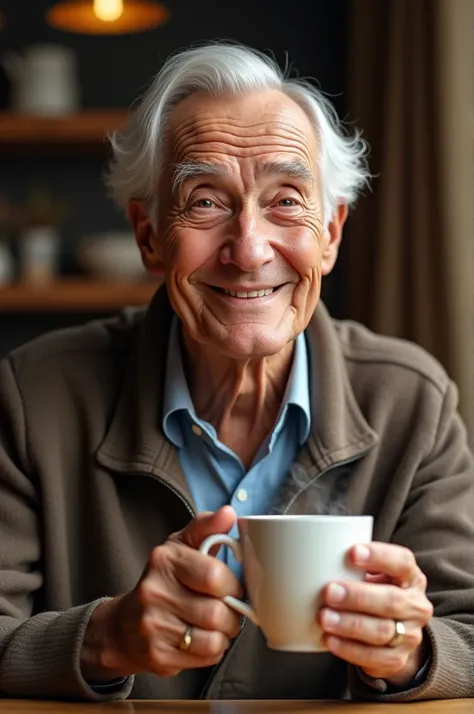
[46,0,169,34]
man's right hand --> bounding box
[80,506,243,683]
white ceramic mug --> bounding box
[200,515,373,652]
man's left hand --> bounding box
[319,542,433,687]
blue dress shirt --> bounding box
[163,316,311,581]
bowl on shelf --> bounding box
[77,231,147,281]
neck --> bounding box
[181,331,295,467]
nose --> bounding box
[219,212,275,272]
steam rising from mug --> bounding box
[269,463,352,517]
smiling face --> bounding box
[131,89,346,359]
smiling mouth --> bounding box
[210,285,282,299]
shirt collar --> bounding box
[162,317,195,446]
[281,326,311,444]
[163,316,311,447]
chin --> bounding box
[205,325,294,360]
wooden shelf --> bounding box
[0,279,158,312]
[0,110,128,152]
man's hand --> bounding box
[81,506,242,682]
[319,542,433,688]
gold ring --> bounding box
[387,620,406,648]
[179,626,193,651]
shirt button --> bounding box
[191,424,203,436]
[236,488,248,502]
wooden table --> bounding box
[0,701,472,713]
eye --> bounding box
[275,197,300,208]
[192,198,217,209]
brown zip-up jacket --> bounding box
[0,286,473,702]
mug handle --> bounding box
[199,534,260,626]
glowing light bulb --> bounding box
[93,0,124,22]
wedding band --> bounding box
[387,620,406,648]
[179,626,193,651]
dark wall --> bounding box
[0,0,349,355]
[2,0,348,110]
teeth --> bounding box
[224,288,274,298]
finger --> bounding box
[365,573,393,585]
[172,625,230,659]
[148,629,229,677]
[322,581,433,624]
[348,543,421,586]
[173,545,243,600]
[319,608,422,649]
[176,593,242,639]
[174,507,237,550]
[323,635,409,680]
[140,614,230,668]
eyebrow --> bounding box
[172,161,230,195]
[255,159,315,184]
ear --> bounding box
[321,203,348,276]
[128,200,165,277]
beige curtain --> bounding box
[345,0,474,443]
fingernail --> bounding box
[354,544,370,563]
[327,583,346,603]
[323,609,341,626]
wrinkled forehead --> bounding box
[165,89,319,170]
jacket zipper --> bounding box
[129,469,228,699]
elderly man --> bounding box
[0,42,473,703]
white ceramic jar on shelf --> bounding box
[10,44,80,116]
[19,226,60,285]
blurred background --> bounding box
[0,0,472,439]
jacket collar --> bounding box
[96,285,378,499]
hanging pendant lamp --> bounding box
[46,0,169,35]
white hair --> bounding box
[105,41,370,228]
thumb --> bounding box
[178,506,237,550]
